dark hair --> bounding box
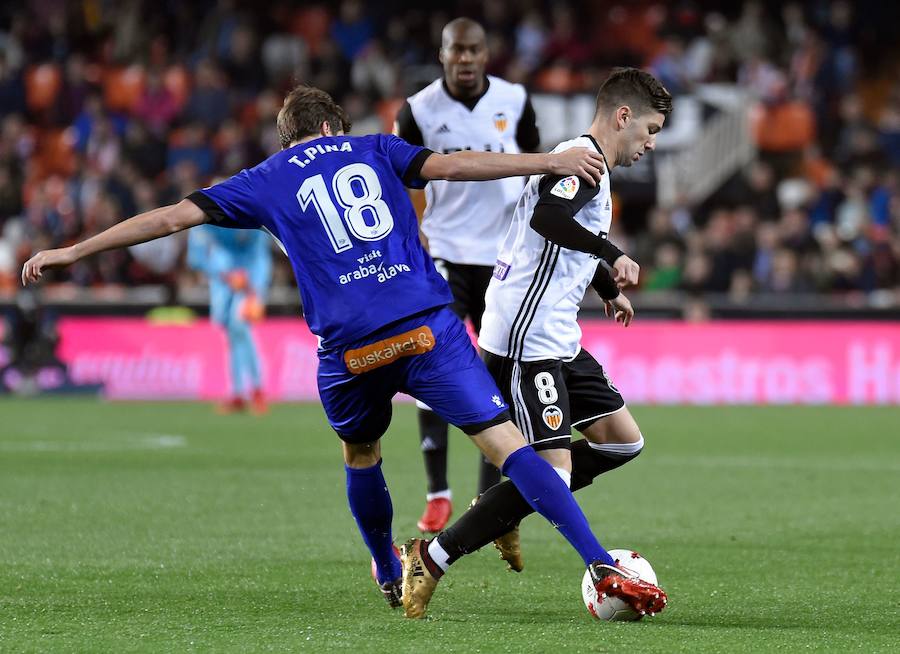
[595,68,673,118]
[276,85,352,148]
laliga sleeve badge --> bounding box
[542,405,563,430]
[550,176,580,200]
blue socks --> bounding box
[502,446,615,567]
[345,460,402,583]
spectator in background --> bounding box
[351,39,397,100]
[650,34,691,96]
[542,4,590,67]
[134,70,180,136]
[215,118,263,175]
[71,94,105,153]
[0,53,26,118]
[820,0,858,93]
[196,0,241,62]
[878,94,900,166]
[1,0,897,309]
[331,0,373,61]
[0,15,25,73]
[833,94,882,168]
[223,24,263,96]
[167,123,214,177]
[514,10,547,74]
[730,0,779,63]
[55,54,92,126]
[340,92,382,136]
[85,116,121,175]
[703,210,739,292]
[183,60,230,131]
[0,160,23,222]
[261,30,308,87]
[307,36,352,100]
[645,242,683,291]
[766,248,810,292]
[121,121,167,179]
[781,2,809,51]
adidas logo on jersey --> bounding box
[605,199,611,210]
[436,124,450,133]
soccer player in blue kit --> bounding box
[22,85,666,619]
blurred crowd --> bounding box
[0,0,897,305]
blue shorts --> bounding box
[317,306,511,443]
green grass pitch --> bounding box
[1,399,898,653]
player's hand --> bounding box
[550,148,606,186]
[612,254,639,288]
[604,293,634,327]
[240,293,265,322]
[21,247,78,286]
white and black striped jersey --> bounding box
[479,134,613,361]
[395,76,540,266]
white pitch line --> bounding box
[0,433,187,452]
[647,454,900,473]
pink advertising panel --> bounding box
[57,318,900,405]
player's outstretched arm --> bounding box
[22,199,208,286]
[419,148,605,186]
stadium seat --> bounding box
[32,128,77,178]
[103,65,147,112]
[25,64,62,111]
[534,65,583,94]
[291,6,331,56]
[376,98,404,134]
[163,65,191,110]
[750,100,816,152]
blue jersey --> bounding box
[188,134,451,347]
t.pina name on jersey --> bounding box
[288,141,353,169]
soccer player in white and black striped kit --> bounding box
[394,18,541,533]
[400,69,673,616]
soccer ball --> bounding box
[581,549,658,622]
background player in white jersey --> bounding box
[401,69,673,604]
[394,18,542,533]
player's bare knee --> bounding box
[342,440,381,467]
[581,407,641,445]
[469,420,527,469]
[537,447,573,487]
[537,447,572,472]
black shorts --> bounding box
[433,259,494,334]
[483,348,626,452]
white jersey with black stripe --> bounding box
[478,135,613,361]
[407,76,529,266]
